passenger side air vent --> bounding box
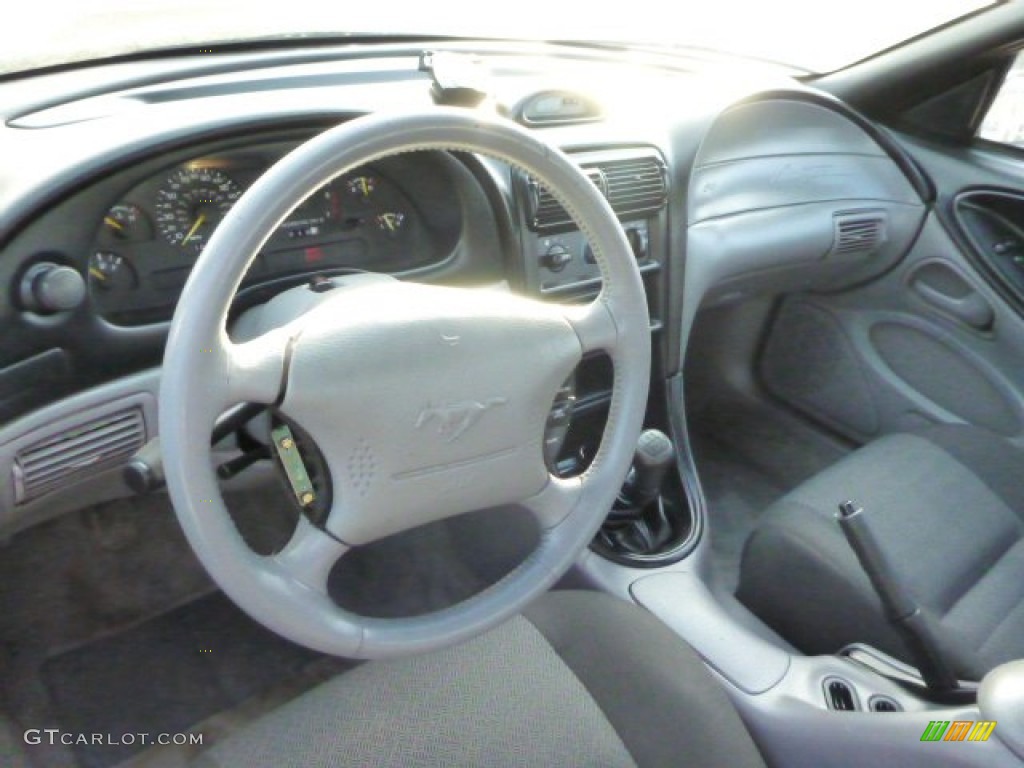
[525,151,668,232]
[13,407,145,504]
[831,211,887,258]
[824,678,858,711]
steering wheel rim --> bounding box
[159,108,651,659]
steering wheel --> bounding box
[159,108,651,659]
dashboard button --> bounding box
[541,244,572,272]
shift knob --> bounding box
[627,429,674,509]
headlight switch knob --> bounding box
[19,261,86,313]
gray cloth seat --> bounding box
[738,424,1024,681]
[196,590,766,768]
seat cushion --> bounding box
[738,424,1024,680]
[196,591,765,768]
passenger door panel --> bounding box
[760,137,1024,448]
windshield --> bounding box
[1,0,997,77]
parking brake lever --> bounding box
[837,500,963,696]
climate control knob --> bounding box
[541,243,572,272]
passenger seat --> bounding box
[737,424,1024,680]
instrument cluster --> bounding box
[87,143,432,325]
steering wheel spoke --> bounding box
[271,517,350,594]
[561,299,619,356]
[522,473,583,530]
[221,329,290,408]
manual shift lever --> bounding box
[609,429,674,520]
[594,428,687,562]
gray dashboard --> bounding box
[682,95,927,349]
[0,45,929,535]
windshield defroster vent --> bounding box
[526,152,668,232]
[13,407,145,504]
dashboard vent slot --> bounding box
[530,168,606,231]
[832,211,887,257]
[13,408,145,504]
[527,154,667,232]
[601,157,668,219]
[824,678,857,711]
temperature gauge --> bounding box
[89,251,138,291]
[375,211,406,237]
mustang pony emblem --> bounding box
[416,398,508,442]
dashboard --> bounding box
[0,42,928,533]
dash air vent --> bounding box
[13,407,145,504]
[831,211,887,258]
[530,168,607,232]
[526,151,667,233]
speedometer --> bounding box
[154,167,243,253]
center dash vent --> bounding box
[824,678,858,711]
[526,152,668,232]
[831,211,888,258]
[13,407,145,504]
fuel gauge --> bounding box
[103,203,152,242]
[89,251,138,291]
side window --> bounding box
[979,52,1024,146]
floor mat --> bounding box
[41,593,351,768]
[690,397,849,593]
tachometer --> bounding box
[154,167,243,253]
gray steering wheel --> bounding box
[159,108,651,659]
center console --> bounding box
[514,145,695,565]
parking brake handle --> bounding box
[837,500,961,693]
